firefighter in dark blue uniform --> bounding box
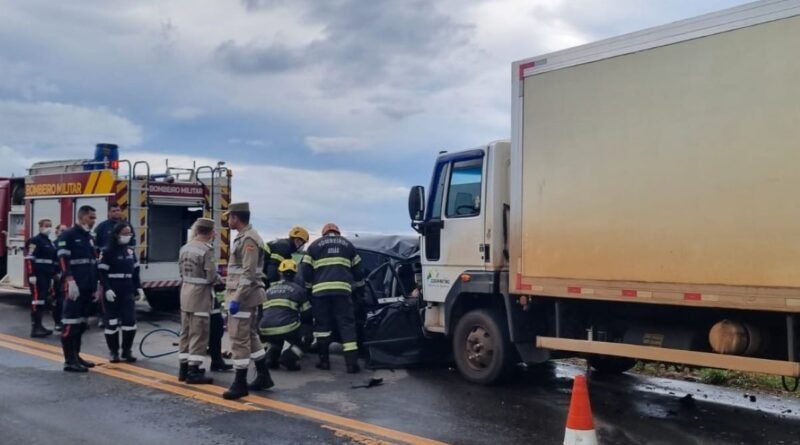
[51,224,69,331]
[25,218,58,338]
[98,223,144,363]
[57,205,99,373]
[301,223,365,373]
[259,259,311,371]
[262,226,309,287]
[93,203,136,250]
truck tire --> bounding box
[588,355,636,375]
[452,308,513,385]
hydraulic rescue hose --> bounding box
[138,327,180,359]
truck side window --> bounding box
[445,159,483,218]
[429,163,449,220]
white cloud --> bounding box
[167,106,204,120]
[0,100,142,165]
[304,136,369,154]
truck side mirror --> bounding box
[408,186,425,228]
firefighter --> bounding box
[263,226,309,287]
[51,224,68,332]
[93,202,136,249]
[25,218,58,338]
[222,202,274,400]
[97,223,145,363]
[57,205,99,373]
[177,218,218,384]
[259,259,311,371]
[209,287,233,372]
[301,223,365,374]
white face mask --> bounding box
[41,227,53,236]
[119,235,132,245]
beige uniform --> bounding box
[178,239,217,366]
[226,225,267,369]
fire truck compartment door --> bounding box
[31,199,60,229]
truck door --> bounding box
[421,150,486,304]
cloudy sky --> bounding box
[0,0,750,239]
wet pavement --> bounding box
[1,292,799,445]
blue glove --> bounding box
[228,300,240,315]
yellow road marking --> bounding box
[322,425,396,445]
[0,333,446,445]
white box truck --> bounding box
[407,0,800,384]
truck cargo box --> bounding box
[511,1,800,311]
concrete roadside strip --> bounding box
[0,332,447,445]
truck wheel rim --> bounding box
[465,325,494,371]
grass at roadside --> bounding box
[632,362,800,398]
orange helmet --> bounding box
[321,223,340,236]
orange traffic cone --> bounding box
[563,374,598,445]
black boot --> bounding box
[316,342,331,370]
[279,346,302,371]
[75,325,95,368]
[121,329,137,363]
[265,345,281,370]
[30,310,52,338]
[62,336,87,373]
[105,330,120,363]
[178,362,188,382]
[186,364,214,385]
[210,356,233,372]
[248,358,274,391]
[345,351,361,374]
[223,368,250,400]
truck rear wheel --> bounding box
[452,309,513,385]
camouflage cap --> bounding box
[224,202,249,216]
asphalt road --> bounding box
[1,293,799,445]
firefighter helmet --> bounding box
[321,223,340,236]
[288,226,310,243]
[279,259,298,274]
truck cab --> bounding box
[408,141,522,383]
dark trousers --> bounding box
[312,294,358,353]
[103,289,137,332]
[261,329,304,367]
[52,280,64,325]
[209,312,225,360]
[29,274,51,315]
[61,289,93,340]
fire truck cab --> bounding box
[0,144,231,308]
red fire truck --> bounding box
[0,144,231,308]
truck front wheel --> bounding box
[452,309,513,385]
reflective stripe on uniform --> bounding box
[210,309,222,315]
[121,325,137,331]
[232,358,251,367]
[312,281,352,294]
[188,355,205,363]
[69,259,95,265]
[34,259,54,264]
[313,257,352,269]
[231,311,252,319]
[108,319,119,326]
[57,249,71,256]
[108,273,132,279]
[352,255,362,266]
[62,318,82,325]
[98,264,111,270]
[178,353,190,361]
[31,300,46,306]
[259,321,301,337]
[343,341,358,352]
[251,349,266,360]
[193,312,210,318]
[104,328,120,335]
[299,301,312,312]
[262,299,299,311]
[302,256,313,266]
[313,331,332,338]
[182,276,211,285]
